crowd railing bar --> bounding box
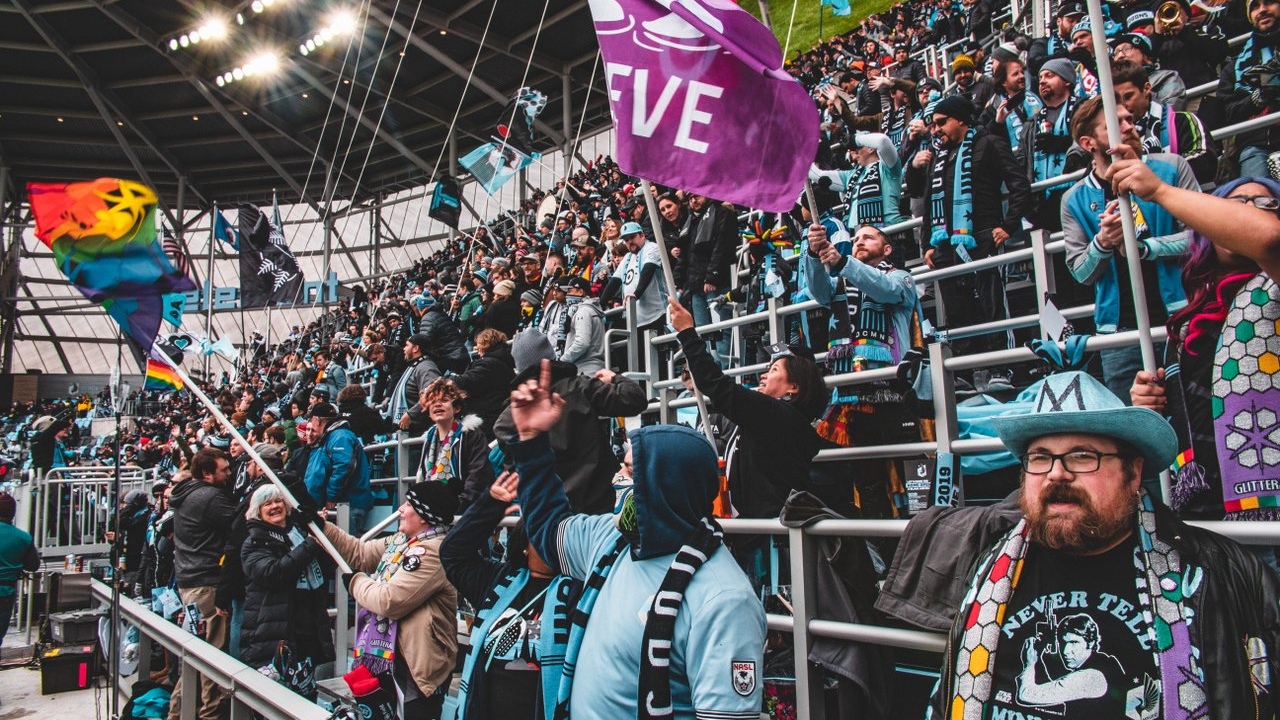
[90,581,330,720]
[946,326,1169,371]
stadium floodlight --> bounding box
[199,17,228,42]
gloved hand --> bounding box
[291,506,323,530]
[341,572,357,592]
[1035,133,1073,154]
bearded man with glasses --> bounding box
[929,370,1280,720]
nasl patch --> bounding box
[731,660,756,696]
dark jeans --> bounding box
[0,592,14,647]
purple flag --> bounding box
[590,0,818,211]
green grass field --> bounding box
[741,0,901,63]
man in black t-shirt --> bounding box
[929,371,1280,720]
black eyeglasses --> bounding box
[1227,195,1280,211]
[1021,450,1128,474]
[930,116,950,128]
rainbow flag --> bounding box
[27,178,197,359]
[144,357,182,392]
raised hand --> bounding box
[489,471,520,504]
[510,359,566,441]
[667,297,695,332]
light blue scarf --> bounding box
[929,127,977,263]
[455,569,579,720]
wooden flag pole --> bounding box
[159,356,353,574]
[640,179,719,449]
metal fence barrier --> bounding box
[89,580,331,720]
[33,466,157,559]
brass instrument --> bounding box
[1155,0,1185,34]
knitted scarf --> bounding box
[1030,96,1075,192]
[554,537,628,720]
[929,128,977,262]
[455,569,577,720]
[831,260,900,366]
[352,527,447,676]
[421,422,458,482]
[1235,34,1279,94]
[1211,275,1280,518]
[946,490,1205,720]
[638,518,723,720]
[845,161,885,229]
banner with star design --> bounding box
[237,202,304,308]
[28,178,197,359]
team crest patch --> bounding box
[401,555,421,572]
[731,660,756,696]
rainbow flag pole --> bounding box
[144,355,183,392]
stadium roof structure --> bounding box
[0,0,615,377]
[0,0,610,212]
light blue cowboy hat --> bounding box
[990,371,1176,471]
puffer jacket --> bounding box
[240,520,334,670]
[494,362,648,514]
[928,499,1280,720]
[417,306,470,373]
[303,419,373,510]
[452,343,515,439]
[169,478,237,589]
[323,523,457,698]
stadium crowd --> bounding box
[10,0,1280,717]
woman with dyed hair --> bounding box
[1123,173,1280,537]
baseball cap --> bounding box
[620,221,644,237]
[1056,1,1084,17]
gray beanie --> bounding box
[252,442,283,470]
[1041,58,1077,84]
[512,329,556,374]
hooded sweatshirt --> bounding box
[512,425,765,720]
[169,477,237,589]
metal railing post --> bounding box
[626,297,640,373]
[788,526,825,720]
[136,623,153,681]
[929,341,963,506]
[396,433,411,485]
[658,385,673,426]
[180,654,198,720]
[1030,228,1056,338]
[335,504,351,669]
[767,297,783,349]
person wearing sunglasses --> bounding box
[907,94,1031,356]
[1121,173,1280,543]
[929,369,1280,720]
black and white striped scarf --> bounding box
[638,517,723,720]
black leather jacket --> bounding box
[928,500,1280,719]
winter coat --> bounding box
[559,299,606,376]
[338,399,396,444]
[677,328,820,519]
[451,343,515,439]
[416,416,495,512]
[392,356,442,431]
[927,498,1280,720]
[483,298,521,337]
[240,520,335,670]
[169,478,237,589]
[494,362,648,514]
[323,523,457,698]
[303,420,373,510]
[417,306,471,374]
[681,201,740,294]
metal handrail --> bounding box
[90,581,330,720]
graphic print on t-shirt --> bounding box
[985,541,1160,720]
